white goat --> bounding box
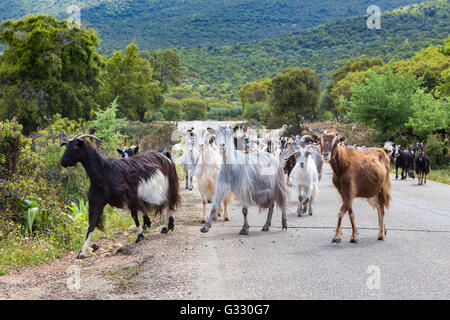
[288,146,320,216]
[193,127,234,223]
[180,134,200,190]
[200,126,288,235]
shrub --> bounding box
[242,102,265,121]
[425,134,449,169]
[163,98,183,121]
[182,98,207,120]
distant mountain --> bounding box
[177,0,450,95]
[0,0,424,50]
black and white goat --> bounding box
[117,145,139,158]
[60,134,180,259]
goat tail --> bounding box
[379,171,392,210]
[311,183,319,201]
[275,166,289,211]
[167,158,181,212]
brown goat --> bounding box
[319,133,392,243]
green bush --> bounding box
[425,134,449,169]
[242,102,265,121]
[163,98,183,121]
[182,98,207,120]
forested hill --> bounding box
[178,0,450,94]
[1,0,423,50]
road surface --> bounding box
[190,164,450,299]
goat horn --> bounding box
[71,133,83,139]
[76,134,102,142]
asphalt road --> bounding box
[188,164,450,299]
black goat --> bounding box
[60,134,180,259]
[395,147,415,180]
[414,143,431,185]
[117,145,139,158]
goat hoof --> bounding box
[239,229,249,235]
[136,234,145,243]
[350,238,358,243]
[378,236,384,241]
[91,244,99,252]
[200,226,209,233]
[161,227,168,234]
[262,225,269,232]
[201,219,206,224]
[76,253,86,259]
[224,217,229,221]
[332,238,341,244]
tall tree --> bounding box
[99,43,162,122]
[147,49,182,93]
[0,15,103,133]
[270,68,320,127]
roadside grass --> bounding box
[0,206,136,275]
[391,168,449,185]
[426,169,450,185]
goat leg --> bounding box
[132,210,144,243]
[262,204,274,232]
[239,207,250,235]
[348,209,359,243]
[297,195,303,216]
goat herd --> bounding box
[59,125,430,259]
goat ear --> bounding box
[339,136,346,143]
[133,146,139,154]
[310,134,319,142]
[117,149,123,155]
[207,127,216,135]
[60,142,67,147]
[232,125,239,133]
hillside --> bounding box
[0,0,423,50]
[177,0,450,97]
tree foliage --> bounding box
[0,15,103,133]
[182,98,207,121]
[343,70,422,136]
[99,42,162,122]
[270,68,320,126]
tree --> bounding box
[331,56,383,83]
[270,68,320,127]
[0,15,103,133]
[407,89,449,140]
[147,49,182,93]
[89,98,125,148]
[99,42,162,122]
[392,44,449,94]
[163,98,183,121]
[343,70,422,137]
[182,98,207,120]
[238,79,271,109]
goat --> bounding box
[286,146,320,217]
[117,145,139,158]
[193,127,234,223]
[60,134,180,259]
[200,126,288,235]
[394,146,415,180]
[319,133,392,243]
[180,135,200,190]
[414,143,431,185]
